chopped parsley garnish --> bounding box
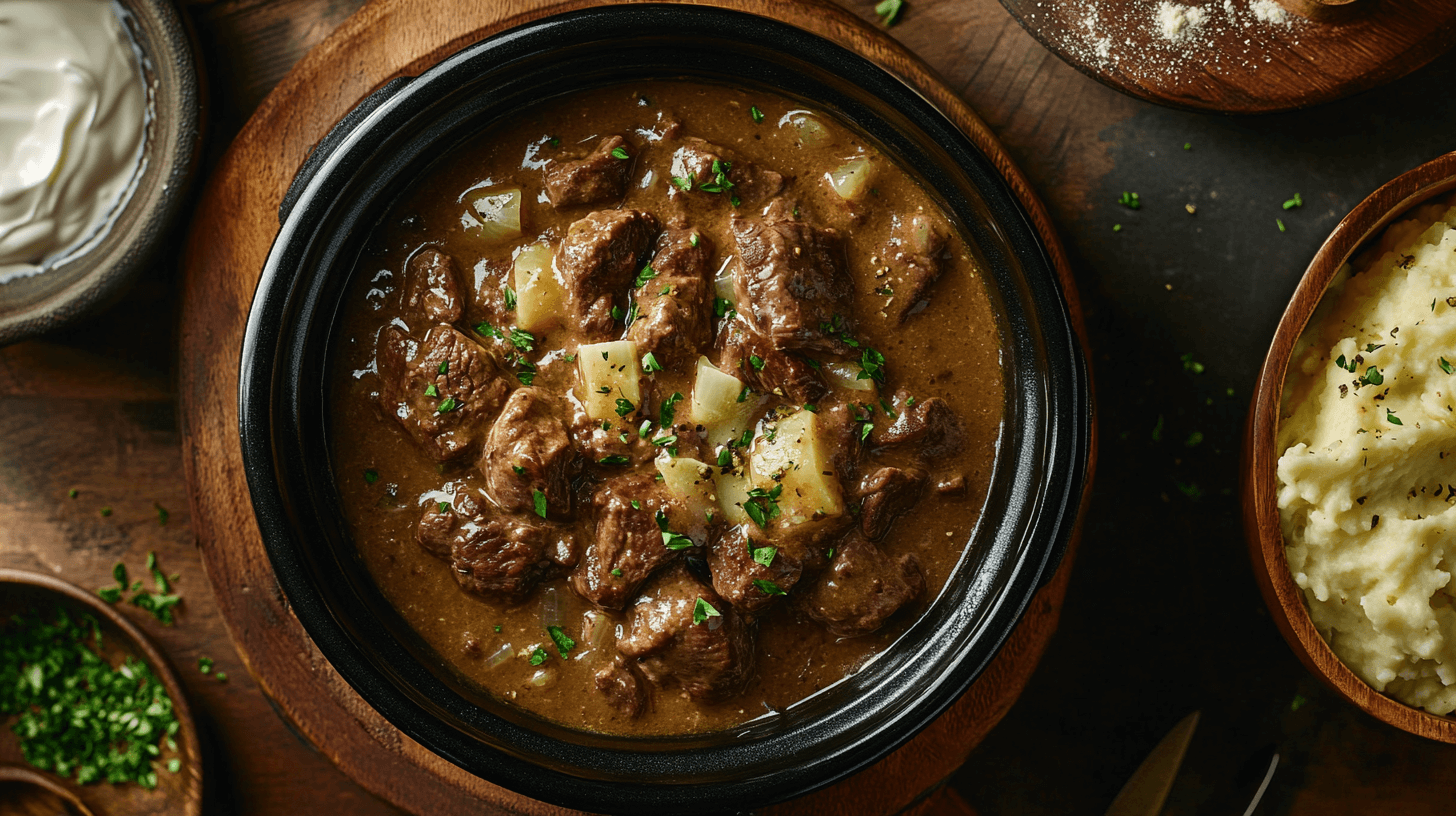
[652,434,678,447]
[635,264,658,288]
[671,176,693,192]
[858,421,874,442]
[1439,356,1453,375]
[699,159,735,194]
[503,286,517,311]
[599,455,631,466]
[803,404,818,413]
[879,397,897,417]
[1335,354,1355,372]
[563,353,576,363]
[424,383,439,397]
[660,392,684,426]
[874,0,904,26]
[529,647,549,666]
[532,489,548,519]
[611,305,624,321]
[1,607,181,788]
[611,568,623,577]
[692,597,721,625]
[1276,219,1286,233]
[437,361,449,375]
[364,468,380,484]
[1185,431,1204,448]
[753,579,787,596]
[802,356,822,370]
[155,503,169,526]
[630,499,641,510]
[858,347,887,384]
[548,137,560,147]
[1365,343,1385,353]
[690,233,700,247]
[642,352,663,373]
[198,656,214,675]
[611,146,630,160]
[717,448,733,467]
[1118,191,1141,210]
[513,464,526,475]
[436,397,458,413]
[730,195,741,207]
[1282,193,1303,210]
[656,509,695,550]
[737,385,751,403]
[597,385,612,394]
[751,543,777,567]
[1386,408,1403,425]
[68,489,78,498]
[1183,142,1192,150]
[437,501,450,513]
[475,321,504,340]
[743,483,783,528]
[1361,366,1384,386]
[615,398,635,417]
[547,625,575,656]
[713,297,734,318]
[509,328,536,352]
[1180,353,1205,374]
[748,355,766,371]
[750,105,765,123]
[97,554,181,626]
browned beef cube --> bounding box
[731,200,853,355]
[571,475,679,609]
[885,213,947,322]
[449,505,576,603]
[857,466,927,541]
[557,209,660,339]
[798,533,923,637]
[706,526,818,614]
[593,655,648,719]
[415,499,457,558]
[715,318,827,404]
[376,324,511,462]
[479,387,577,518]
[402,247,464,324]
[669,137,784,207]
[627,229,713,365]
[543,135,634,209]
[872,391,964,460]
[618,564,754,702]
[569,407,659,469]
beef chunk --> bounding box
[669,137,784,206]
[707,526,818,614]
[594,656,648,719]
[873,392,964,460]
[480,387,576,517]
[376,325,511,462]
[799,533,923,637]
[618,564,754,702]
[544,135,633,208]
[731,200,853,355]
[571,475,680,609]
[415,499,457,558]
[557,209,660,339]
[935,473,967,495]
[627,229,713,365]
[857,466,927,541]
[570,405,659,469]
[449,508,576,603]
[716,318,827,404]
[402,247,463,324]
[884,214,947,322]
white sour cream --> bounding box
[0,0,148,283]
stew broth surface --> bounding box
[328,80,1004,736]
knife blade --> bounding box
[1103,711,1201,816]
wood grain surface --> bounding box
[997,0,1456,113]
[175,0,1091,814]
[1243,151,1456,744]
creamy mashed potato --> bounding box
[1277,199,1456,714]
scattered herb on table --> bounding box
[1282,193,1303,210]
[1276,219,1286,233]
[1180,353,1205,374]
[1118,191,1141,210]
[97,554,182,626]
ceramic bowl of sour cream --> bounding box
[0,0,200,345]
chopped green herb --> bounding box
[611,305,625,321]
[475,321,504,339]
[532,489,548,519]
[690,233,700,247]
[713,297,734,318]
[642,352,663,373]
[611,146,630,160]
[874,0,904,26]
[100,506,112,517]
[437,501,450,513]
[1118,191,1141,210]
[652,434,679,447]
[509,328,536,352]
[198,656,214,675]
[635,264,658,288]
[1180,353,1205,374]
[563,353,576,363]
[730,195,741,208]
[155,503,169,526]
[751,544,777,567]
[424,383,439,397]
[599,455,631,466]
[858,347,887,384]
[68,489,78,499]
[597,385,612,394]
[1282,193,1303,210]
[630,499,642,510]
[97,587,122,603]
[692,597,721,625]
[1112,224,1122,232]
[213,672,227,683]
[547,625,575,656]
[1290,693,1309,712]
[611,568,623,577]
[717,448,733,467]
[1386,408,1403,426]
[1176,481,1203,500]
[750,105,765,123]
[858,422,874,443]
[436,397,458,413]
[1183,142,1191,150]
[803,404,818,413]
[753,579,787,596]
[1277,219,1286,233]
[1361,366,1384,386]
[737,385,751,403]
[749,355,766,371]
[671,176,693,192]
[1365,343,1385,353]
[529,647,549,666]
[548,137,560,147]
[503,286,517,312]
[1185,431,1204,448]
[743,483,783,528]
[513,465,527,476]
[493,625,502,632]
[660,392,684,426]
[615,398,635,417]
[1439,357,1453,375]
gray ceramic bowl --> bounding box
[0,0,201,346]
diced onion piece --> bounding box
[711,468,752,526]
[577,340,641,420]
[539,585,563,628]
[529,667,558,688]
[827,159,873,203]
[655,453,717,541]
[462,186,523,244]
[713,256,736,302]
[782,111,832,148]
[824,361,876,392]
[691,356,760,446]
[513,242,562,333]
[486,642,513,669]
[583,610,612,652]
[748,410,844,525]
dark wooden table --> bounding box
[1,0,1452,813]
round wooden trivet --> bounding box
[176,1,1096,813]
[998,0,1456,113]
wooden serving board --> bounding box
[998,0,1456,113]
[176,1,1095,813]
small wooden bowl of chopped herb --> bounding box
[0,568,202,815]
[1242,151,1456,743]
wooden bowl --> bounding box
[1242,150,1456,742]
[0,569,204,815]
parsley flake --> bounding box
[692,597,721,625]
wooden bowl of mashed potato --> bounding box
[1244,150,1456,743]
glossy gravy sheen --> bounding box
[329,80,1003,736]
